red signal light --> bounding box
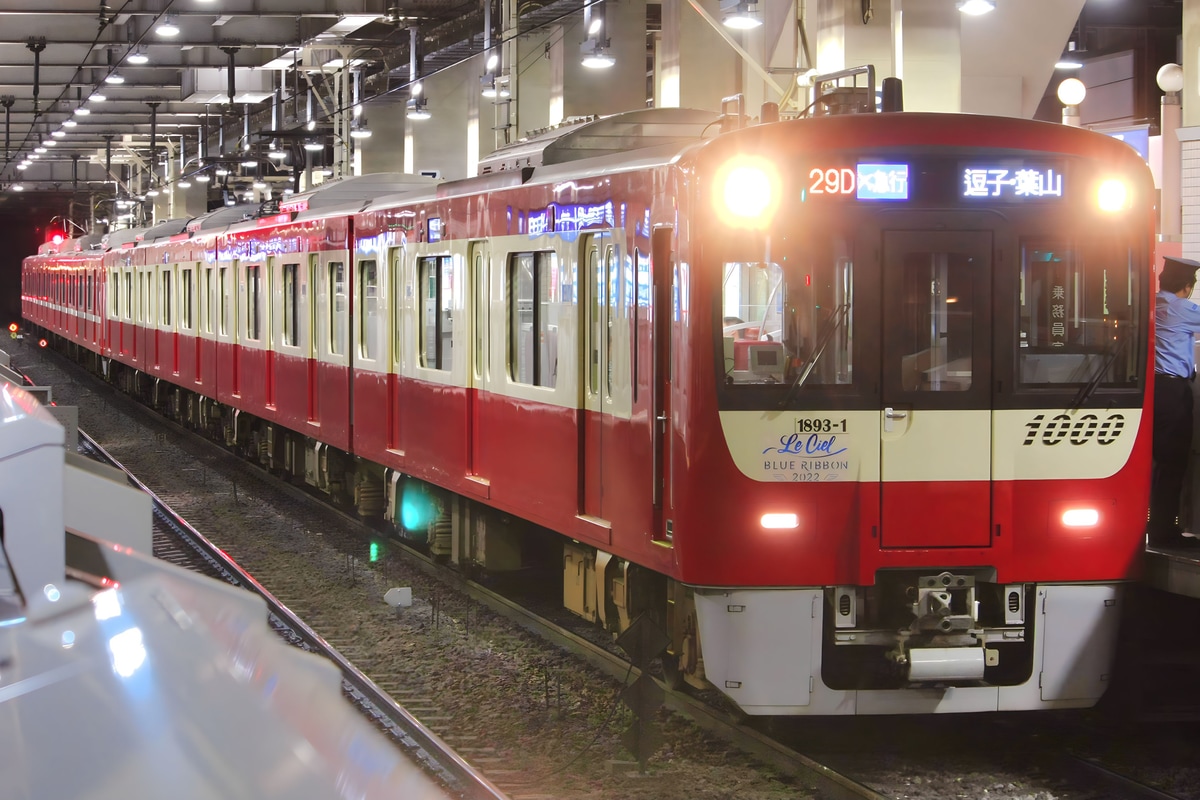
[7,323,16,333]
[38,339,47,348]
[51,233,64,245]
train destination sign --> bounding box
[806,163,910,201]
[962,166,1063,200]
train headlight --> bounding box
[716,157,780,228]
[761,512,799,529]
[1096,179,1129,212]
[1061,508,1099,527]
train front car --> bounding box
[676,113,1154,715]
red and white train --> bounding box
[23,99,1155,715]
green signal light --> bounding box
[369,541,380,562]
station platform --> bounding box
[1143,543,1200,599]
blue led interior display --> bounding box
[856,163,909,200]
[427,217,442,242]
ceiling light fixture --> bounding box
[62,119,77,128]
[90,93,106,102]
[195,173,211,183]
[580,40,615,69]
[720,0,763,29]
[104,73,125,84]
[178,180,191,188]
[580,1,615,69]
[156,15,180,36]
[51,130,65,138]
[11,184,23,192]
[74,106,91,116]
[127,49,149,65]
[956,0,995,15]
[1055,41,1084,70]
[406,98,430,120]
[303,139,325,151]
[350,121,372,139]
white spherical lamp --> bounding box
[1057,78,1087,107]
[1157,63,1184,94]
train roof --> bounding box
[60,233,105,253]
[478,107,721,174]
[282,172,440,215]
[185,203,260,235]
[140,217,191,243]
[102,226,144,250]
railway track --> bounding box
[17,346,1200,799]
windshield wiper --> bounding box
[1068,333,1130,410]
[780,303,851,408]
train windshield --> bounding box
[721,234,854,390]
[716,226,1144,409]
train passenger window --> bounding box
[473,247,487,380]
[110,272,119,318]
[219,267,230,336]
[204,268,214,334]
[143,273,152,324]
[163,270,173,327]
[1018,240,1139,388]
[605,244,617,396]
[508,251,558,388]
[893,250,973,392]
[358,260,378,359]
[124,272,132,320]
[720,237,853,387]
[418,255,453,371]
[246,265,261,340]
[587,246,600,394]
[181,269,193,330]
[86,275,93,312]
[283,264,298,347]
[390,249,403,369]
[329,261,346,356]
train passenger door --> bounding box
[880,230,993,548]
[581,232,613,519]
[467,240,489,478]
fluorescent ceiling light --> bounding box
[956,0,995,15]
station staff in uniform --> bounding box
[1149,256,1200,549]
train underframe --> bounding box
[62,342,1124,715]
